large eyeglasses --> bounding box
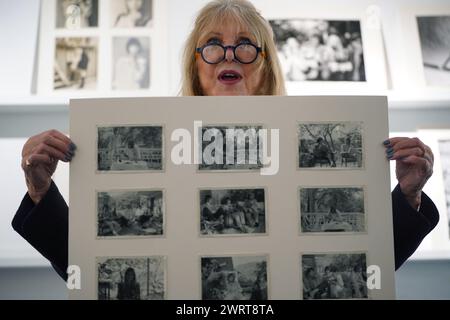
[195,42,265,64]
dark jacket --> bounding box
[12,181,439,281]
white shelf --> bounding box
[1,92,450,112]
[0,257,51,268]
[409,250,450,261]
[388,90,450,109]
[0,96,68,113]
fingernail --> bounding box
[69,143,77,151]
[383,140,390,146]
[64,154,72,162]
[67,149,75,157]
[386,147,393,154]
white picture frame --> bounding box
[36,0,170,97]
[415,129,450,259]
[251,1,388,95]
[396,5,450,96]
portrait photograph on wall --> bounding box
[438,139,450,238]
[53,37,98,90]
[112,37,150,90]
[417,15,450,87]
[55,0,99,29]
[269,19,366,82]
[110,0,153,28]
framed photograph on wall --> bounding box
[251,1,388,95]
[397,5,450,95]
[36,0,169,97]
[415,129,450,258]
[388,131,435,257]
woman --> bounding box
[14,0,438,281]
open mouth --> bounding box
[218,70,242,84]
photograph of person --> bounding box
[417,16,450,86]
[199,188,266,235]
[298,122,363,169]
[112,37,150,90]
[97,126,163,171]
[97,190,163,237]
[270,19,365,82]
[97,256,165,300]
[111,0,153,28]
[438,139,450,238]
[55,0,98,29]
[201,255,268,300]
[199,125,263,170]
[53,37,98,90]
[300,187,365,233]
[302,253,367,299]
[15,0,439,283]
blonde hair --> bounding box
[180,0,286,96]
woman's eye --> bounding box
[238,38,252,45]
[206,37,221,45]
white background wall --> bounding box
[0,0,449,299]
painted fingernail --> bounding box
[64,154,73,161]
[386,147,393,154]
[69,142,77,151]
[67,149,75,157]
[383,140,390,146]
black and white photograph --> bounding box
[199,188,266,235]
[97,256,165,300]
[438,139,450,238]
[270,19,366,82]
[417,16,450,86]
[97,190,163,237]
[302,253,368,299]
[298,122,363,169]
[300,187,365,233]
[199,125,264,170]
[112,37,150,90]
[111,0,153,28]
[97,125,163,171]
[56,0,98,29]
[54,37,98,90]
[201,255,268,300]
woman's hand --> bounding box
[384,137,434,210]
[21,130,76,204]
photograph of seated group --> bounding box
[4,0,448,304]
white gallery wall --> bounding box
[0,0,449,299]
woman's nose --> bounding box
[224,47,235,62]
